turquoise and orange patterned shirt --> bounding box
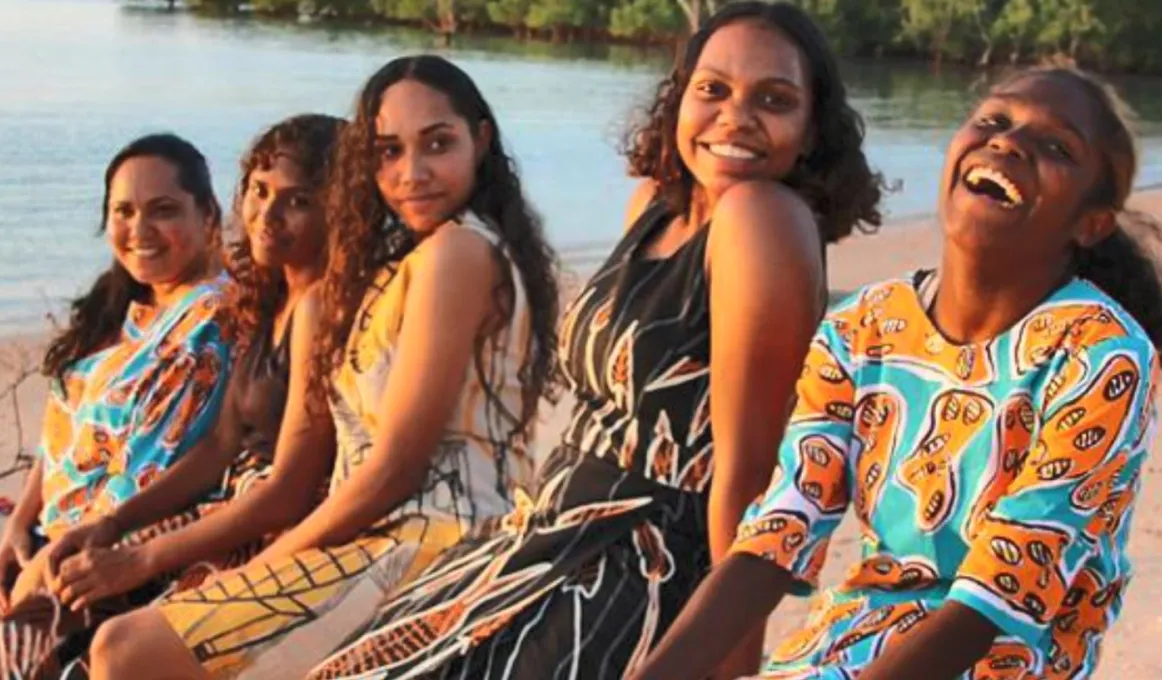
[732,273,1158,679]
[37,278,233,541]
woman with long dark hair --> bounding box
[90,55,560,679]
[0,133,233,666]
[304,3,885,679]
[632,66,1162,680]
[0,115,346,680]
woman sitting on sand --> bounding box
[0,114,346,680]
[631,65,1162,680]
[301,4,884,679]
[89,54,561,679]
[0,134,233,617]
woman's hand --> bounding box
[51,544,154,611]
[45,516,122,577]
[0,520,35,612]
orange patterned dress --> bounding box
[733,271,1158,679]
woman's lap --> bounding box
[159,516,463,678]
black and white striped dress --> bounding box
[309,201,720,680]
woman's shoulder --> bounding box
[1046,278,1158,361]
[157,274,237,351]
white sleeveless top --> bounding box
[329,211,534,528]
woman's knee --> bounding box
[91,608,157,663]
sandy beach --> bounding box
[2,189,1161,677]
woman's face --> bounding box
[373,78,490,234]
[676,19,814,209]
[241,154,326,270]
[106,156,213,290]
[939,73,1114,260]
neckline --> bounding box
[902,269,1084,350]
[626,203,707,265]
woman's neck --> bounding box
[284,261,323,300]
[931,245,1072,344]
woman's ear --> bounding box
[474,119,494,166]
[1074,207,1118,249]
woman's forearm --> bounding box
[632,554,791,680]
[108,442,234,536]
[253,453,428,563]
[11,461,44,530]
[141,473,315,578]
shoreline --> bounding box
[133,4,1162,77]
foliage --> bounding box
[167,0,1162,73]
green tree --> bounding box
[525,0,607,40]
[898,0,985,62]
[488,0,532,33]
[251,0,301,16]
[609,0,684,39]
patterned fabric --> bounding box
[37,278,233,541]
[732,272,1159,679]
[157,212,533,679]
[307,201,721,680]
[0,311,294,680]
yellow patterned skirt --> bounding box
[158,515,465,679]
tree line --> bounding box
[166,0,1162,73]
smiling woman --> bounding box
[629,65,1162,680]
[0,134,234,676]
[87,56,561,680]
[292,4,885,680]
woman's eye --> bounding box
[974,114,1007,130]
[694,81,726,98]
[380,145,401,159]
[759,91,795,110]
[427,137,451,153]
[112,205,133,219]
[1044,139,1074,160]
[289,195,310,209]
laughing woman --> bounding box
[89,55,559,679]
[632,66,1162,680]
[305,3,884,679]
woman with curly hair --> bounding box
[0,115,343,680]
[299,3,885,679]
[0,133,234,678]
[632,65,1162,680]
[90,54,560,679]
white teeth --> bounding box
[705,143,759,160]
[965,166,1025,207]
[132,247,162,258]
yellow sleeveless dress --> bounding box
[156,213,534,678]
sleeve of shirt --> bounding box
[96,293,233,508]
[948,334,1158,646]
[728,316,858,593]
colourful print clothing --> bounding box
[732,272,1158,679]
[306,200,730,680]
[37,278,233,541]
[156,212,534,679]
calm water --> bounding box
[2,0,1162,332]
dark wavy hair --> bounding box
[42,133,222,387]
[622,1,886,243]
[311,55,560,435]
[224,114,345,335]
[994,66,1162,349]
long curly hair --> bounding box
[311,55,560,435]
[622,1,886,243]
[42,133,222,387]
[994,66,1162,349]
[224,114,345,336]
